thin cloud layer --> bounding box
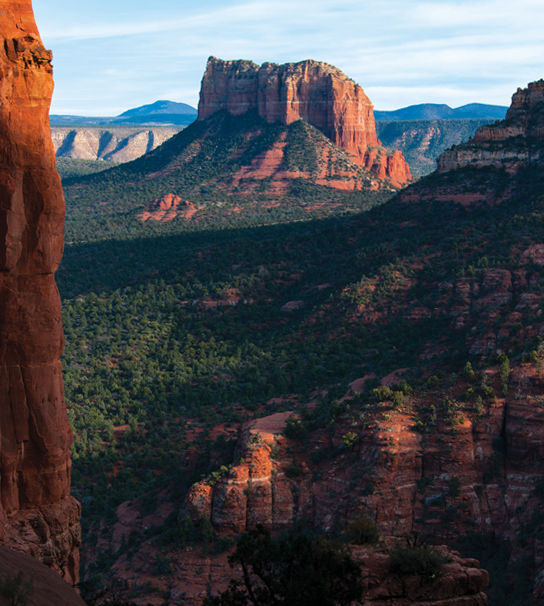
[33,0,544,115]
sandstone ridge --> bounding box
[437,80,544,174]
[0,0,80,582]
[198,57,411,185]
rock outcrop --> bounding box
[178,359,544,604]
[184,412,294,533]
[52,126,181,163]
[0,0,80,582]
[138,194,198,222]
[198,57,411,185]
[183,368,544,544]
[437,80,544,174]
[355,546,489,606]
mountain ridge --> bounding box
[50,100,198,127]
[375,102,507,121]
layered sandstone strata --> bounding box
[181,361,544,600]
[0,0,80,582]
[51,126,181,162]
[198,57,411,185]
[437,80,544,173]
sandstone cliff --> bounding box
[52,126,182,163]
[91,411,489,605]
[175,365,544,604]
[198,57,411,185]
[0,0,80,582]
[437,80,544,174]
[183,373,544,542]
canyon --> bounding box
[77,78,544,605]
[376,119,495,178]
[0,0,80,585]
[4,2,544,605]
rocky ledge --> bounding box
[437,80,544,174]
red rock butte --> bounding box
[198,57,411,185]
[0,0,80,583]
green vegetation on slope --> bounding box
[56,158,121,181]
[61,110,392,244]
[59,161,544,541]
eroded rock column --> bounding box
[0,0,80,584]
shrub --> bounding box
[204,525,363,606]
[389,544,445,582]
[417,476,432,492]
[152,553,173,576]
[285,464,303,479]
[448,476,461,498]
[342,432,359,451]
[348,516,380,545]
[283,415,308,439]
[362,481,375,496]
[0,572,33,606]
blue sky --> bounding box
[33,0,544,116]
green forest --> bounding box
[58,158,544,536]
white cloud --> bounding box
[34,0,544,114]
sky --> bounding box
[32,0,544,116]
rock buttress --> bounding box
[0,0,81,584]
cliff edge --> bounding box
[437,80,544,174]
[0,0,80,583]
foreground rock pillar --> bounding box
[0,0,80,584]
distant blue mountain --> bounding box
[118,100,198,118]
[374,103,508,121]
[50,100,198,127]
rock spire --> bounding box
[0,0,80,583]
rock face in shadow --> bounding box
[198,57,411,186]
[0,546,85,606]
[0,0,80,583]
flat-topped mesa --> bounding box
[198,57,411,185]
[0,0,80,583]
[438,80,544,173]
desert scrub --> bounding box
[389,543,446,582]
[348,516,380,545]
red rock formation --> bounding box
[198,57,411,185]
[180,363,544,581]
[0,0,80,582]
[437,80,544,174]
[356,546,488,606]
[138,194,198,222]
[184,412,295,533]
[94,486,489,605]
